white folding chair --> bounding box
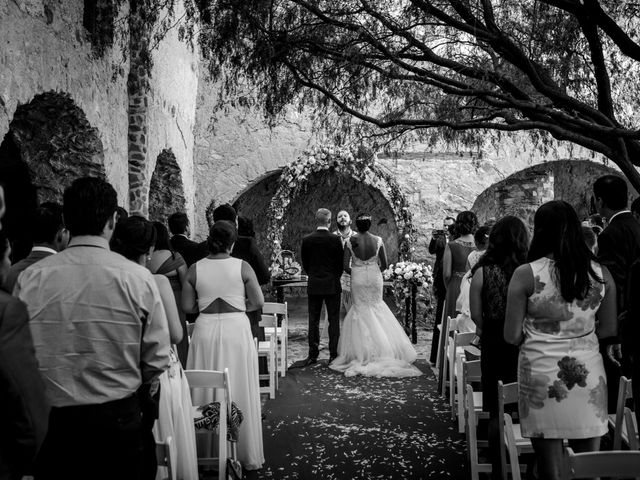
[498,381,533,480]
[256,314,278,399]
[156,436,174,480]
[465,384,492,480]
[449,331,476,420]
[564,447,640,479]
[438,315,457,396]
[625,406,640,450]
[263,302,288,377]
[609,376,633,450]
[185,369,232,479]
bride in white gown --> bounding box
[330,214,422,378]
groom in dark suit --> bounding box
[300,208,344,365]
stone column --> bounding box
[127,9,151,216]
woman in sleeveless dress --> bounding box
[505,201,617,480]
[330,213,422,378]
[469,216,528,479]
[111,216,198,480]
[149,221,189,367]
[183,220,265,473]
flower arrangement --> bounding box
[265,144,415,264]
[269,250,302,280]
[383,261,433,297]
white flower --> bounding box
[404,272,413,280]
[394,268,402,275]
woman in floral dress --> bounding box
[505,201,617,480]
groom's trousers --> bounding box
[308,293,341,359]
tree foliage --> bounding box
[183,0,640,189]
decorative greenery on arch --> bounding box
[266,145,415,267]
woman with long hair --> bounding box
[148,221,189,367]
[183,220,264,475]
[469,216,529,478]
[504,201,617,480]
[111,216,198,480]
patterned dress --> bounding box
[519,258,608,439]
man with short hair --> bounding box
[300,208,344,365]
[3,202,69,293]
[593,175,640,411]
[429,216,455,364]
[0,184,49,479]
[16,177,170,480]
[168,212,207,267]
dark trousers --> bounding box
[247,309,268,375]
[308,293,341,359]
[601,342,623,414]
[429,292,446,364]
[35,395,143,480]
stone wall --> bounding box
[472,160,638,229]
[192,78,316,240]
[0,0,130,202]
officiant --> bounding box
[333,210,356,312]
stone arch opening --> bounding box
[472,159,637,226]
[231,169,400,262]
[0,91,105,260]
[149,149,186,223]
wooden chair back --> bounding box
[564,447,640,479]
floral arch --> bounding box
[266,145,415,266]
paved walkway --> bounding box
[257,297,468,479]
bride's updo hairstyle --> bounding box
[207,220,237,254]
[111,215,156,261]
[355,213,372,233]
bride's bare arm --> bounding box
[378,240,388,271]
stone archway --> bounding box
[472,159,637,226]
[149,149,186,223]
[0,91,105,260]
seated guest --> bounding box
[149,221,190,367]
[16,177,171,480]
[0,230,49,480]
[3,202,69,293]
[168,212,207,267]
[505,200,617,480]
[112,216,197,480]
[183,220,265,475]
[469,216,528,479]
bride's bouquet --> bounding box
[383,261,433,297]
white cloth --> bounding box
[187,312,264,470]
[154,349,198,480]
[454,250,484,334]
[330,237,422,378]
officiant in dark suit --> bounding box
[300,208,344,366]
[594,175,640,411]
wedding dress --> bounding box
[330,237,422,378]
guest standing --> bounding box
[149,221,190,367]
[169,212,208,267]
[16,177,171,480]
[429,216,455,364]
[437,211,477,387]
[0,226,49,480]
[183,220,264,474]
[113,216,197,480]
[2,202,69,293]
[469,216,528,479]
[505,200,617,480]
[593,175,640,408]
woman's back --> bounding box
[449,239,476,273]
[195,257,245,311]
[525,257,603,339]
[349,234,381,264]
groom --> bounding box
[300,208,344,365]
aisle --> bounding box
[258,360,467,479]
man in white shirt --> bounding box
[16,177,170,480]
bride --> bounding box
[330,213,422,377]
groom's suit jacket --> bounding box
[301,229,344,296]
